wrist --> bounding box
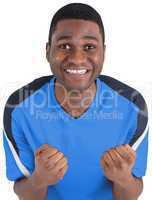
[113,172,136,189]
[29,171,47,190]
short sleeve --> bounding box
[3,115,35,181]
[123,98,148,177]
[131,130,148,177]
[129,98,149,177]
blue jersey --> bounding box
[3,75,148,200]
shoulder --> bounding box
[3,75,54,152]
[98,75,148,148]
[98,75,148,115]
[3,75,54,123]
[4,75,54,109]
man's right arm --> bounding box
[14,144,68,200]
[14,174,47,200]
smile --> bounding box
[64,69,88,75]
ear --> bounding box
[46,42,50,62]
[103,44,106,62]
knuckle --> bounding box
[104,152,108,157]
[63,158,68,164]
[51,148,58,154]
[64,156,68,162]
[59,152,64,157]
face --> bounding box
[46,19,105,91]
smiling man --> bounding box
[3,3,148,200]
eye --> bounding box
[58,43,71,50]
[84,44,96,51]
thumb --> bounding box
[35,144,50,157]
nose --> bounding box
[68,48,86,65]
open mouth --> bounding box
[64,69,90,75]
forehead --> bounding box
[52,19,101,40]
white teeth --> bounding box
[65,69,87,74]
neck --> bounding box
[54,80,97,115]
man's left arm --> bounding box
[100,144,143,200]
[112,174,143,200]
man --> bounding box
[3,3,148,200]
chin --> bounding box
[55,74,96,92]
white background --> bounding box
[0,0,152,199]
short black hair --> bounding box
[48,3,105,45]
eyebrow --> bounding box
[57,35,98,42]
[57,35,72,41]
[83,35,98,41]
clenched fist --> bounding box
[100,144,136,186]
[31,144,68,189]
